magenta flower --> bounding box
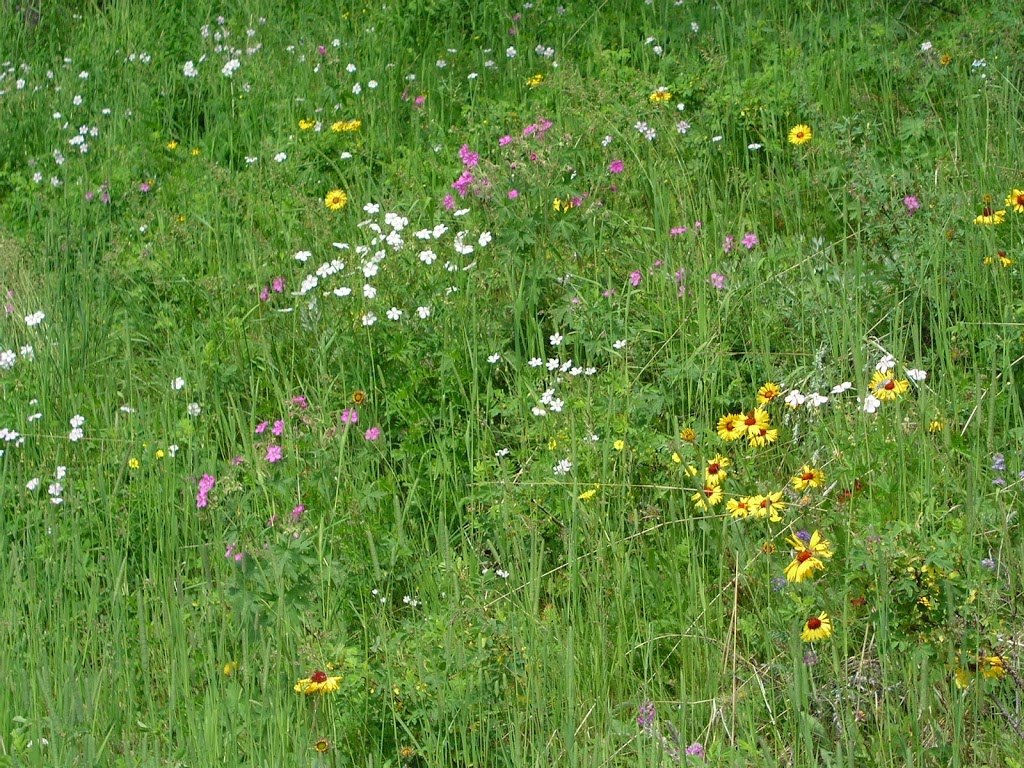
[708,272,726,289]
[290,504,306,522]
[459,144,479,168]
[265,445,283,463]
[341,408,359,424]
[722,235,734,253]
[685,742,705,758]
[499,135,512,146]
[608,159,624,174]
[451,172,474,197]
[196,473,216,508]
[230,455,244,466]
[139,182,151,193]
[629,270,642,287]
[272,277,285,293]
[670,226,687,236]
[413,95,425,108]
[508,189,519,199]
[904,195,920,214]
[365,426,381,441]
[255,421,268,434]
[292,396,308,409]
[272,419,285,436]
[443,193,455,210]
[741,232,759,249]
[259,287,269,301]
[318,45,326,55]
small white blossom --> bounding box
[830,381,853,394]
[487,353,501,364]
[416,306,431,319]
[187,402,202,417]
[862,394,881,414]
[905,368,927,382]
[553,458,572,476]
[25,311,45,327]
[273,152,287,162]
[613,339,627,349]
[549,333,563,347]
[528,357,543,367]
[361,312,377,326]
[27,477,40,491]
[172,377,186,390]
[806,392,829,408]
[386,307,403,321]
[183,60,198,77]
[784,390,806,408]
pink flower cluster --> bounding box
[196,473,216,508]
[259,276,285,302]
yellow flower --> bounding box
[679,427,696,442]
[176,215,186,223]
[325,189,348,210]
[788,124,812,145]
[166,140,179,150]
[527,74,544,88]
[223,661,238,676]
[800,612,833,642]
[940,53,952,66]
[128,457,140,470]
[691,484,723,509]
[684,464,699,478]
[548,438,558,450]
[751,491,786,522]
[314,738,331,753]
[294,670,341,695]
[704,454,730,486]
[955,654,1006,689]
[352,390,367,405]
[298,118,316,130]
[649,88,672,103]
[1005,189,1024,214]
[716,413,745,441]
[928,419,944,433]
[578,488,597,501]
[757,382,782,405]
[984,251,1014,268]
[332,119,362,132]
[155,449,166,459]
[791,465,825,491]
[191,148,201,156]
[613,439,625,451]
[671,452,682,464]
[783,530,833,583]
[399,746,417,762]
[727,496,752,519]
[974,207,1006,225]
[869,369,910,401]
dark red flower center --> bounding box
[983,206,994,217]
[708,463,720,474]
[796,550,813,563]
[883,379,895,390]
[807,617,822,630]
[745,415,756,426]
[802,472,815,481]
[796,131,805,138]
[703,486,715,497]
[1016,194,1024,207]
[311,670,328,683]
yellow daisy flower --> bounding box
[791,465,825,491]
[727,496,752,519]
[783,530,833,582]
[704,454,730,485]
[325,189,349,210]
[294,670,341,695]
[756,382,782,405]
[691,484,723,509]
[869,369,910,401]
[1005,189,1024,214]
[800,612,833,642]
[716,413,745,441]
[788,124,812,145]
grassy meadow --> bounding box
[2,0,1024,765]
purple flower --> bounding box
[255,421,269,434]
[993,477,1007,487]
[259,286,269,302]
[771,577,787,592]
[291,504,306,522]
[670,226,687,236]
[795,530,811,543]
[272,419,285,436]
[508,189,519,199]
[451,171,474,197]
[982,557,996,570]
[637,700,656,733]
[803,650,819,666]
[608,159,624,174]
[499,135,512,146]
[443,193,455,209]
[904,195,920,214]
[459,144,479,168]
[708,272,726,289]
[741,232,758,249]
[272,277,285,292]
[685,742,705,759]
[341,408,359,425]
[139,182,151,193]
[196,473,216,508]
[992,453,1006,471]
[722,235,734,253]
[265,445,283,463]
[365,426,381,441]
[292,396,308,409]
[629,271,642,287]
[85,191,94,201]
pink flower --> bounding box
[259,287,269,302]
[499,135,512,146]
[272,277,285,292]
[741,232,759,249]
[459,144,479,168]
[341,408,359,424]
[508,189,519,199]
[255,421,269,434]
[230,455,244,466]
[318,45,326,55]
[290,504,306,522]
[413,95,426,108]
[365,426,381,441]
[608,159,624,174]
[451,171,474,197]
[629,271,642,287]
[272,419,285,436]
[602,288,617,297]
[265,445,283,463]
[670,226,687,236]
[443,193,455,210]
[904,195,920,214]
[722,235,734,253]
[708,272,726,289]
[196,474,216,508]
[292,396,308,409]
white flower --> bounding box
[691,21,699,32]
[548,398,564,412]
[362,262,379,278]
[352,82,361,95]
[245,155,258,164]
[487,353,501,364]
[27,412,42,421]
[613,339,627,349]
[432,223,448,238]
[495,569,510,579]
[584,367,597,376]
[553,458,572,476]
[540,388,555,405]
[806,392,829,408]
[546,358,560,371]
[419,249,437,265]
[363,203,381,214]
[55,465,66,480]
[0,350,15,369]
[386,307,403,321]
[221,58,240,77]
[187,402,202,417]
[70,415,85,428]
[876,354,896,372]
[712,135,723,143]
[346,63,357,73]
[168,444,179,457]
[862,394,881,414]
[51,497,63,505]
[363,284,376,299]
[506,46,517,58]
[495,448,510,457]
[905,368,927,382]
[830,381,853,394]
[416,306,431,319]
[748,143,763,150]
[528,357,543,367]
[361,312,377,326]
[119,405,136,413]
[478,231,492,247]
[549,333,563,347]
[784,390,805,408]
[48,482,63,497]
[920,41,933,51]
[436,59,446,68]
[68,428,83,442]
[532,406,547,417]
[368,80,378,88]
[25,311,45,327]
[172,377,186,390]
[274,152,287,162]
[183,60,198,77]
[294,250,311,262]
[332,286,352,297]
[26,477,40,491]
